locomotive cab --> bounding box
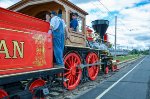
[9,0,88,47]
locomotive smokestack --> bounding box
[92,20,109,41]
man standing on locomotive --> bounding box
[48,11,65,68]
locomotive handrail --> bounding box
[65,45,102,51]
[65,45,90,49]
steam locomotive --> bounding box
[0,0,118,98]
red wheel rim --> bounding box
[28,79,45,99]
[86,52,99,80]
[105,66,109,74]
[0,89,9,99]
[63,53,82,90]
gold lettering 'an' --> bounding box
[0,40,11,58]
[12,41,24,58]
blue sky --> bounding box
[0,0,150,50]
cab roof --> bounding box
[8,0,88,15]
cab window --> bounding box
[77,17,83,32]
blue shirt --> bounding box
[70,19,78,31]
[50,16,65,30]
[50,16,60,30]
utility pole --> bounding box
[114,16,117,57]
[149,46,150,55]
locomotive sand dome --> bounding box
[0,0,118,98]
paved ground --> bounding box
[75,55,150,99]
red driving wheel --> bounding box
[63,53,82,90]
[28,79,46,99]
[0,89,9,99]
[86,52,99,80]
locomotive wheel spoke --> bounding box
[64,71,71,76]
[65,68,70,71]
[69,75,74,85]
[68,58,72,66]
[68,79,71,86]
[63,52,82,90]
[74,57,77,63]
[73,76,76,83]
[76,71,80,74]
[71,56,74,64]
[86,52,100,81]
[65,61,71,68]
[90,68,94,74]
[66,74,72,79]
[93,66,97,71]
[71,76,74,84]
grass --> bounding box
[114,54,141,62]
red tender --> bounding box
[0,7,53,75]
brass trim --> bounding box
[0,27,32,34]
[0,66,33,72]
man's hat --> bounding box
[51,11,57,15]
[72,12,78,16]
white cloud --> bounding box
[0,0,20,8]
[100,0,142,11]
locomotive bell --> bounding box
[92,20,109,42]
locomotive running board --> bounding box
[78,62,104,68]
[0,68,64,85]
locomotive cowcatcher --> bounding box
[0,0,118,98]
